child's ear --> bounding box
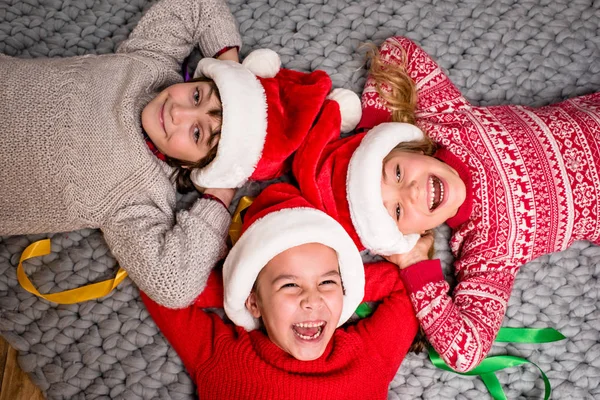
[245,292,262,318]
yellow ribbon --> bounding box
[17,239,128,304]
[228,196,255,245]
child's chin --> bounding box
[293,348,326,361]
[290,339,330,361]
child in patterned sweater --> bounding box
[289,35,600,372]
[141,182,418,400]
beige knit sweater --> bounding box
[0,0,241,308]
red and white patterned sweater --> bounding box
[359,36,600,372]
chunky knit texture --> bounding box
[142,261,418,400]
[360,36,600,372]
[0,0,242,308]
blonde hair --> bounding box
[366,44,438,157]
[366,44,417,125]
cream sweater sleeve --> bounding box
[102,184,231,308]
[116,0,241,71]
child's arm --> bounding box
[116,0,241,73]
[362,261,403,302]
[347,261,418,383]
[141,292,223,375]
[102,193,231,309]
[358,36,469,131]
[399,258,516,373]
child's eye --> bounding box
[395,204,401,221]
[395,164,401,182]
[193,127,200,143]
[193,88,200,105]
[320,280,337,286]
[281,283,298,289]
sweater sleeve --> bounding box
[362,261,404,302]
[102,194,231,309]
[347,267,418,383]
[116,0,241,71]
[141,292,220,375]
[358,36,469,131]
[400,258,516,372]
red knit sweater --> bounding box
[359,36,600,372]
[141,261,417,400]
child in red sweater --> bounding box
[141,182,418,399]
[290,35,600,373]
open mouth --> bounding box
[428,175,444,212]
[292,321,326,340]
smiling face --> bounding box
[381,150,467,235]
[245,242,344,361]
[141,80,222,163]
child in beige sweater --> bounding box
[0,0,241,308]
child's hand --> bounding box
[383,233,434,269]
[203,188,235,208]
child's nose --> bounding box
[300,290,323,310]
[397,181,419,205]
[171,104,195,125]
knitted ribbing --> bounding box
[0,0,241,308]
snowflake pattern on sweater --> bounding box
[360,36,600,372]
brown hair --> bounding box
[163,76,223,193]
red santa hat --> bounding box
[190,49,362,188]
[293,121,425,256]
[222,183,365,331]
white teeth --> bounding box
[293,321,325,328]
[293,326,323,340]
[429,177,435,210]
[429,176,444,211]
[292,321,325,340]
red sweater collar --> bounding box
[248,328,360,373]
[434,147,472,229]
[143,131,167,162]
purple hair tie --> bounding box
[182,57,191,82]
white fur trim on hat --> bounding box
[242,48,281,78]
[347,123,425,255]
[327,88,362,133]
[223,208,365,331]
[191,59,268,188]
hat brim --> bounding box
[347,123,424,255]
[191,59,268,188]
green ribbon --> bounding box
[429,327,565,400]
[354,302,373,319]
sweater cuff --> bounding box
[199,30,242,59]
[399,259,444,294]
[191,197,232,234]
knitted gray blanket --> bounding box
[1,0,599,399]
